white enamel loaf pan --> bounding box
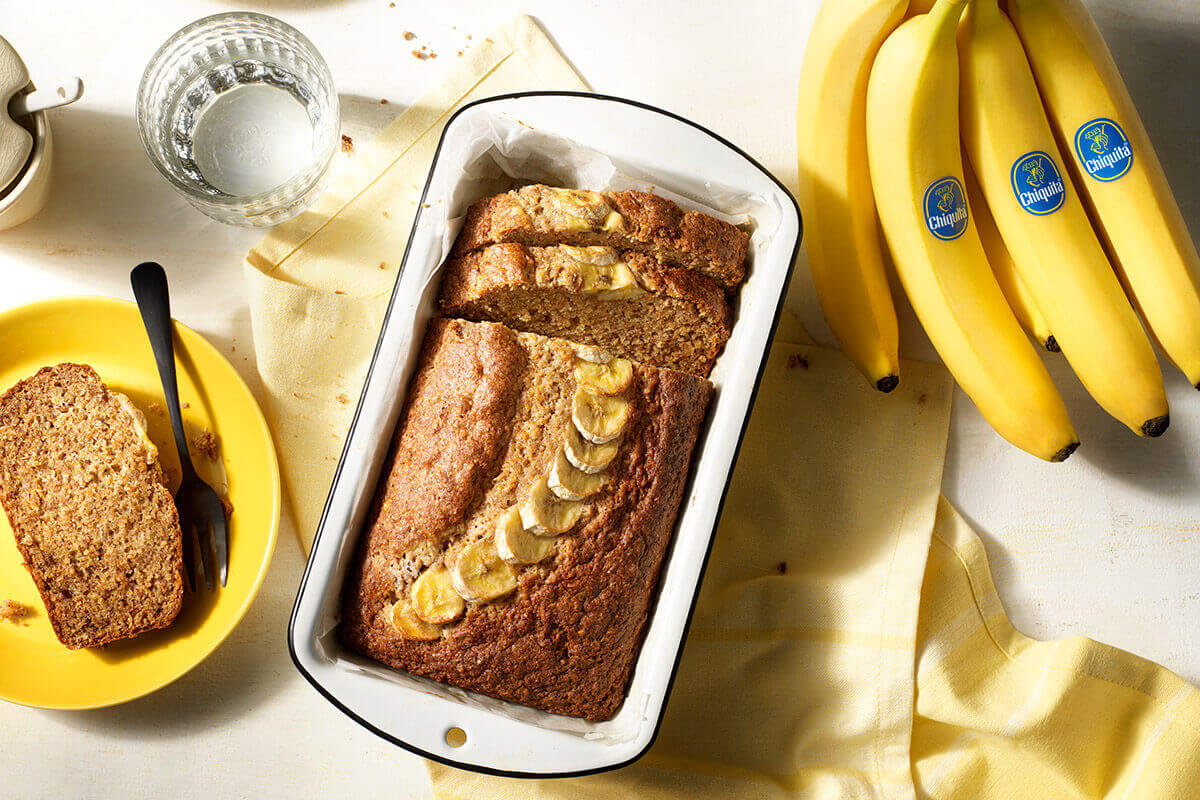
[288,92,802,777]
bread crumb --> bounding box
[0,599,31,622]
[379,262,388,270]
[191,429,219,461]
[380,98,388,104]
[786,353,809,370]
[403,30,414,40]
[412,50,429,60]
[148,401,164,416]
[220,497,234,521]
[918,393,928,404]
[181,401,190,409]
[776,562,788,574]
[341,134,353,153]
[336,393,349,404]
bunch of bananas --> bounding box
[797,0,1200,461]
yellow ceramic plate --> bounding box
[0,296,280,709]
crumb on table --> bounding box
[0,599,31,623]
[336,393,349,405]
[191,429,219,461]
[341,134,353,153]
[786,353,809,370]
[403,31,415,41]
[148,401,165,416]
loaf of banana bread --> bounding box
[439,243,731,376]
[452,184,750,289]
[340,319,711,720]
[0,363,184,649]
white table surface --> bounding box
[0,1,1197,797]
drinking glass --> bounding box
[137,12,340,227]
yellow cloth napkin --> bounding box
[245,16,1200,799]
[244,15,587,550]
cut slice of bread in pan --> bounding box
[0,363,184,649]
[451,185,751,290]
[439,243,732,376]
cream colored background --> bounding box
[0,1,1197,797]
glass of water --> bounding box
[137,12,340,227]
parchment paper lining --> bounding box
[312,110,784,743]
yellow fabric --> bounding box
[243,16,1200,800]
[914,499,1200,799]
[244,15,588,551]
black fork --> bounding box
[131,262,228,590]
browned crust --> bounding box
[364,320,526,556]
[0,363,183,649]
[452,186,749,289]
[340,323,712,720]
[438,243,732,375]
[607,190,749,287]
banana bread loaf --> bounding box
[439,243,732,376]
[340,319,711,720]
[0,363,184,649]
[451,184,750,289]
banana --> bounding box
[964,165,1058,352]
[520,476,585,535]
[575,357,634,395]
[573,344,615,364]
[563,246,645,300]
[451,539,518,603]
[549,450,609,501]
[866,0,1079,461]
[905,0,937,16]
[494,506,555,565]
[958,0,1168,437]
[410,564,466,625]
[564,424,621,474]
[572,387,632,444]
[390,600,442,641]
[796,0,906,392]
[1007,0,1200,389]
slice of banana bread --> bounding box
[0,363,184,649]
[340,319,711,721]
[451,184,750,289]
[439,243,732,376]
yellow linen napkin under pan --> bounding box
[245,16,1200,799]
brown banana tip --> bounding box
[1142,415,1170,438]
[1044,336,1060,353]
[876,375,899,393]
[1051,442,1080,463]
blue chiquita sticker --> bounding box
[1011,152,1066,216]
[1074,118,1133,182]
[923,176,969,241]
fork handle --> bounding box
[131,262,197,483]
